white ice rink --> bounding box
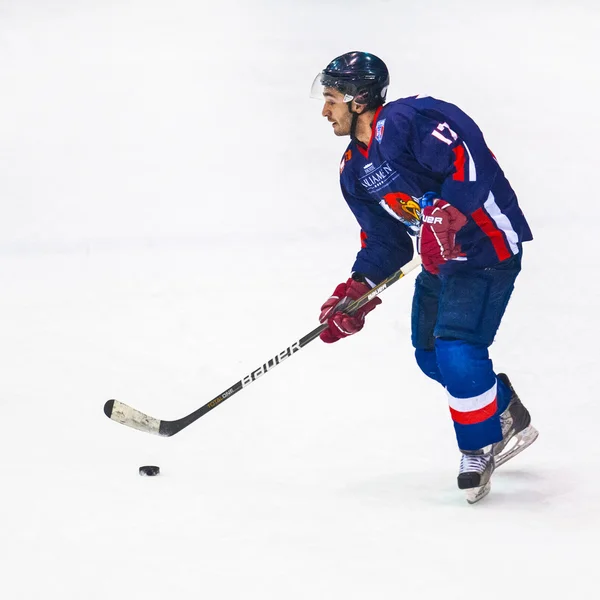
[1,1,599,598]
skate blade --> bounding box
[495,426,539,468]
[466,481,491,504]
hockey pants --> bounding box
[411,254,522,451]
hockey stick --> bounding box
[103,255,421,437]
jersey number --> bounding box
[431,122,458,146]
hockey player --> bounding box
[312,51,538,503]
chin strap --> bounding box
[349,104,360,142]
[348,102,374,146]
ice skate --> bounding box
[493,373,539,468]
[457,447,495,504]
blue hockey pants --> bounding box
[411,254,522,451]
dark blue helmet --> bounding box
[312,51,389,109]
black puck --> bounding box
[139,465,160,476]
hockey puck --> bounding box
[139,465,160,476]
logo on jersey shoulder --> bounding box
[340,149,352,174]
[375,119,386,143]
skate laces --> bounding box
[460,452,491,474]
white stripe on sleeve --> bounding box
[484,192,520,255]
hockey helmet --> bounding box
[310,51,389,109]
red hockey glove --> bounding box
[318,277,381,344]
[420,198,468,274]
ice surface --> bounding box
[1,1,599,598]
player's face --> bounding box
[321,88,353,137]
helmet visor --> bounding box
[310,72,357,103]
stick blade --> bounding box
[103,399,162,436]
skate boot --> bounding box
[458,447,495,504]
[493,373,539,468]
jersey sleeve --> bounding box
[406,112,499,215]
[341,183,414,285]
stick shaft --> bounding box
[104,256,421,436]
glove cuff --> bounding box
[433,198,451,210]
[351,272,375,288]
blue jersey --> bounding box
[339,95,533,284]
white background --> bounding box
[1,1,599,598]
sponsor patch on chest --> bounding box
[358,161,400,191]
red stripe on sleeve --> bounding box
[452,145,466,181]
[360,230,367,249]
[472,208,511,261]
[450,397,498,425]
